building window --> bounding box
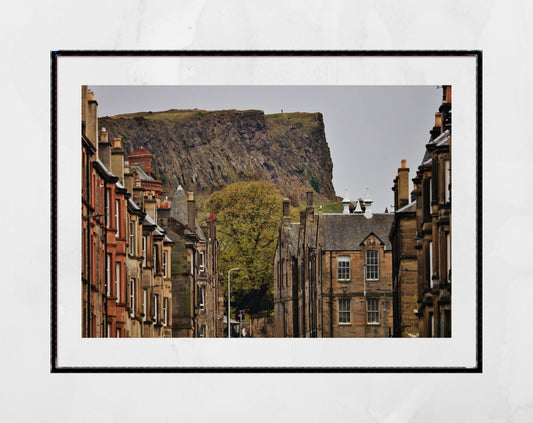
[115,262,120,302]
[130,279,135,317]
[199,325,206,338]
[153,245,158,272]
[445,159,451,203]
[338,299,351,324]
[199,285,206,310]
[105,188,110,227]
[116,328,120,338]
[199,251,205,273]
[446,233,451,280]
[163,250,168,278]
[115,199,120,237]
[429,241,433,288]
[366,251,379,280]
[143,289,147,322]
[129,221,135,255]
[367,298,380,324]
[152,294,159,322]
[337,256,350,281]
[163,297,168,326]
[106,254,111,296]
[107,323,111,338]
[142,236,147,267]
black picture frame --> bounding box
[51,50,482,373]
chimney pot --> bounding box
[435,112,442,128]
[87,90,94,101]
[187,192,194,201]
[113,137,122,148]
[401,159,406,168]
[306,191,314,207]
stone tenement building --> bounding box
[81,86,221,337]
[82,86,174,337]
[390,85,452,338]
[157,186,224,338]
[274,191,394,337]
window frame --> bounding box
[365,250,379,281]
[337,256,350,281]
[143,289,147,322]
[199,285,206,310]
[163,297,168,326]
[199,251,205,273]
[130,278,135,317]
[115,262,120,302]
[163,250,168,278]
[115,199,120,237]
[338,298,351,324]
[152,293,159,322]
[366,298,380,324]
[129,220,135,255]
[106,254,111,296]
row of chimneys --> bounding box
[83,86,198,228]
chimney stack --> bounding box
[110,137,125,184]
[306,191,314,222]
[397,160,410,209]
[98,128,111,169]
[282,198,291,226]
[82,86,99,153]
[187,192,196,230]
[363,188,373,219]
[144,192,157,222]
[342,189,351,215]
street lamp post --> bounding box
[227,267,242,338]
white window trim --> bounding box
[199,325,206,338]
[129,221,135,255]
[199,285,206,309]
[115,199,120,237]
[337,256,350,281]
[199,251,205,273]
[143,289,147,322]
[163,250,168,278]
[105,188,110,227]
[115,262,120,303]
[153,294,158,322]
[130,278,135,317]
[142,236,147,267]
[163,297,168,326]
[106,254,111,296]
[338,298,351,325]
[366,298,380,325]
[365,251,379,281]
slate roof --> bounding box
[286,223,300,256]
[395,201,416,213]
[421,130,450,165]
[130,164,154,181]
[169,185,206,240]
[170,186,188,226]
[320,213,394,251]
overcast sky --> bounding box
[90,85,442,212]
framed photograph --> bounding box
[51,51,481,372]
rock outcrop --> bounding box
[99,109,336,203]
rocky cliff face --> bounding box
[99,109,336,203]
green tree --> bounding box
[206,180,283,314]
